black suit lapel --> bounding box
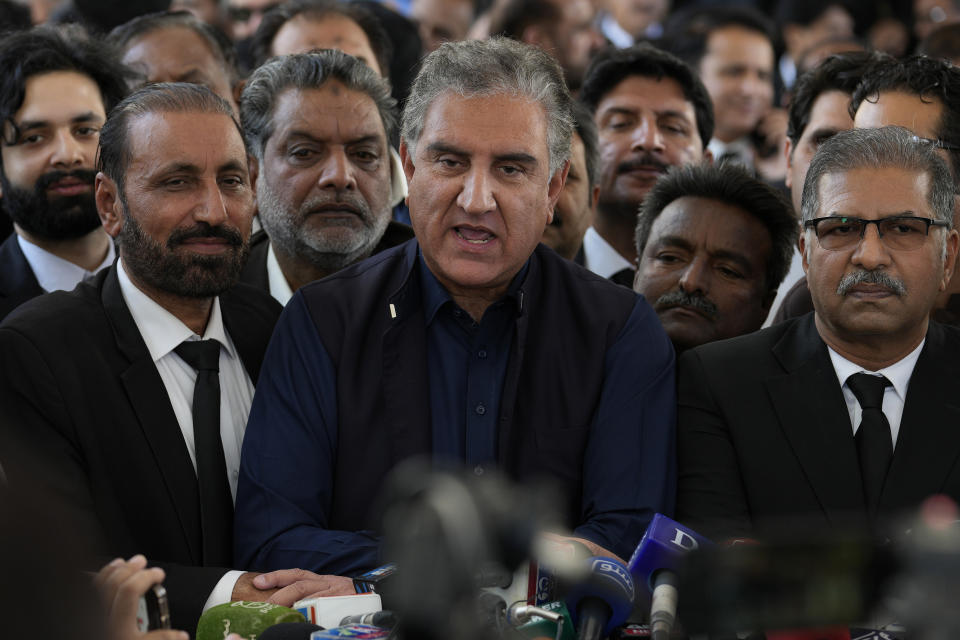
[0,234,43,311]
[381,247,432,462]
[100,267,203,564]
[765,314,868,525]
[882,322,960,513]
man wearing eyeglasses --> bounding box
[675,126,960,541]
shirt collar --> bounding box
[116,258,236,362]
[265,242,295,306]
[418,249,529,325]
[18,234,114,293]
[582,226,632,279]
[828,339,925,402]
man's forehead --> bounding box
[854,90,944,139]
[270,84,386,139]
[127,110,246,165]
[420,91,549,156]
[16,71,106,121]
[598,74,694,114]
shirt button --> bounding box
[474,465,484,476]
[478,350,488,359]
[475,403,486,415]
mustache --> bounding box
[617,153,669,175]
[836,269,907,297]
[167,222,244,249]
[655,289,718,319]
[302,192,371,219]
[35,169,97,192]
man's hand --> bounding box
[540,532,627,564]
[93,555,189,640]
[244,569,355,606]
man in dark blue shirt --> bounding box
[234,38,677,577]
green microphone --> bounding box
[196,601,306,640]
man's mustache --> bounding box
[836,269,907,297]
[655,289,718,319]
[617,153,669,175]
[35,169,97,192]
[167,222,244,249]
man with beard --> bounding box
[0,83,348,632]
[578,43,714,286]
[633,163,796,352]
[238,50,411,305]
[0,27,129,321]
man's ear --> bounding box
[400,141,415,183]
[545,159,570,225]
[248,153,259,191]
[798,232,809,274]
[95,172,123,238]
[784,138,794,190]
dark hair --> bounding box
[0,26,130,178]
[97,82,241,197]
[775,0,851,29]
[571,100,599,190]
[918,23,960,64]
[250,0,392,74]
[786,50,879,148]
[109,11,239,85]
[241,49,397,161]
[850,54,960,184]
[659,5,777,70]
[0,1,31,31]
[636,163,797,293]
[493,0,562,39]
[579,42,714,150]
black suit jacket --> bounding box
[0,266,281,631]
[0,234,43,322]
[238,222,416,293]
[677,313,960,541]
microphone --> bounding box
[293,593,382,629]
[195,602,306,640]
[257,622,324,640]
[309,624,392,638]
[508,600,575,640]
[564,557,635,640]
[627,514,712,640]
[339,610,397,629]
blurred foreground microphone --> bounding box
[309,623,391,638]
[565,557,635,640]
[339,610,397,629]
[628,514,711,640]
[196,602,305,640]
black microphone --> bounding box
[564,557,635,640]
[339,610,398,629]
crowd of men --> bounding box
[1,0,960,638]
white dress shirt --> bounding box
[266,243,295,306]
[582,226,633,280]
[117,258,250,609]
[18,234,114,293]
[763,247,805,328]
[708,137,755,170]
[827,340,924,449]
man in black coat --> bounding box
[0,83,333,632]
[677,126,960,542]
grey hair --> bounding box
[401,37,574,177]
[240,49,397,160]
[801,125,956,227]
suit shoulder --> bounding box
[534,243,638,306]
[1,280,102,334]
[681,314,800,368]
[222,281,283,324]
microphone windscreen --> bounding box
[628,513,712,591]
[196,602,306,640]
[258,622,324,640]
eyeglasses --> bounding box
[910,134,960,153]
[804,215,949,251]
[227,2,282,22]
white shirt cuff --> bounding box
[203,570,245,612]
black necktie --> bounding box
[610,268,635,288]
[847,373,893,517]
[175,339,233,567]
